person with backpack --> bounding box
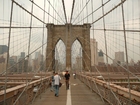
[54,72,61,97]
[50,72,55,91]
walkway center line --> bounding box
[66,86,72,105]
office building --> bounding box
[0,45,8,54]
[98,50,104,65]
[90,39,98,66]
[21,52,25,58]
[115,51,124,64]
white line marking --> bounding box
[66,86,72,105]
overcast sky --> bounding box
[0,0,140,64]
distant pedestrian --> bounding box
[54,72,61,97]
[73,73,76,79]
[64,71,70,90]
[50,72,55,92]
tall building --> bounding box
[0,52,7,73]
[90,39,98,66]
[18,58,28,73]
[11,56,17,63]
[0,56,5,63]
[98,50,104,65]
[21,52,25,58]
[0,45,8,54]
[9,57,17,72]
[35,52,39,59]
[115,51,124,62]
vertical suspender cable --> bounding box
[89,0,105,100]
[86,0,88,23]
[27,0,34,74]
[101,0,110,82]
[139,0,140,59]
[48,0,50,23]
[3,0,4,45]
[100,3,114,101]
[121,0,132,104]
[101,0,122,104]
[91,0,96,68]
[70,0,75,24]
[82,0,84,23]
[42,0,46,72]
[62,0,67,23]
[4,0,14,105]
[53,0,54,23]
[13,1,34,105]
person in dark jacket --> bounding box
[64,71,70,90]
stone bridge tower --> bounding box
[46,23,91,71]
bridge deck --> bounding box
[30,75,109,105]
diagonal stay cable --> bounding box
[32,39,66,103]
[13,0,46,24]
[81,46,122,105]
[78,35,140,80]
[31,54,55,103]
[46,0,65,24]
[62,0,67,23]
[74,0,110,25]
[4,1,14,104]
[90,0,126,25]
[71,41,104,102]
[28,0,62,24]
[72,0,91,24]
[13,43,57,105]
[0,41,47,75]
[77,35,136,104]
[70,0,75,23]
[82,56,105,103]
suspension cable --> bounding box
[75,0,110,25]
[72,0,90,24]
[81,46,122,104]
[91,0,126,25]
[46,0,65,24]
[4,1,14,105]
[28,0,62,24]
[70,0,75,23]
[121,0,132,104]
[62,0,67,23]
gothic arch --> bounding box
[46,23,91,71]
[71,37,83,49]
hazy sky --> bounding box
[0,0,140,64]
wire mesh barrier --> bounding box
[0,75,51,105]
[77,73,140,105]
[0,0,140,104]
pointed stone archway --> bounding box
[46,23,91,71]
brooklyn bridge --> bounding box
[0,0,140,105]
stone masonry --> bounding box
[46,23,91,71]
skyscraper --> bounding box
[114,51,124,65]
[21,52,25,58]
[90,39,98,66]
[0,45,8,54]
[115,51,124,62]
[98,50,104,65]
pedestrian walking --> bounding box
[64,71,70,90]
[50,72,55,92]
[73,73,76,79]
[54,72,61,97]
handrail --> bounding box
[78,73,140,104]
[0,76,51,102]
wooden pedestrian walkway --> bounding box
[29,75,109,105]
